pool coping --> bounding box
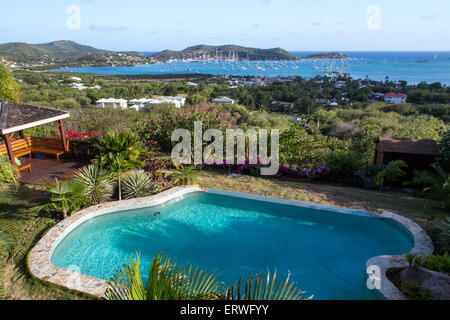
[28,186,434,300]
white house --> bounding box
[96,98,128,109]
[152,96,187,108]
[212,97,235,105]
[384,93,407,104]
[129,97,187,109]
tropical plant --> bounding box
[94,132,144,169]
[375,160,408,191]
[171,166,198,186]
[225,270,311,300]
[405,253,423,268]
[0,154,19,188]
[106,254,310,301]
[31,179,84,219]
[107,253,222,300]
[424,252,450,274]
[73,165,113,205]
[412,166,450,210]
[402,281,434,300]
[0,63,20,103]
[0,220,20,251]
[436,216,450,252]
[108,153,134,201]
[122,171,154,200]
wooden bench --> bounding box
[0,137,69,162]
[30,137,69,160]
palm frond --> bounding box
[226,270,311,300]
[107,253,222,300]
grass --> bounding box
[0,185,93,300]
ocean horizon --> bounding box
[51,51,450,85]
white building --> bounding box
[128,96,187,109]
[96,98,128,109]
[151,96,187,108]
[212,97,235,105]
[384,93,407,104]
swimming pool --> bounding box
[49,189,415,300]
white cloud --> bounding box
[419,14,438,20]
[88,22,126,32]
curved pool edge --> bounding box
[28,186,433,300]
[27,186,203,298]
[366,211,434,300]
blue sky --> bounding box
[1,0,449,51]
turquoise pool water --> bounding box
[51,191,414,300]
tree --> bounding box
[0,63,20,103]
[375,160,408,191]
[95,132,144,169]
[108,153,136,201]
[170,165,198,186]
[412,165,450,211]
[186,93,207,105]
[32,179,84,219]
[297,96,313,115]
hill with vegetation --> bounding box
[151,45,300,61]
[0,41,152,68]
[305,52,348,59]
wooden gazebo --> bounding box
[0,101,70,173]
[373,137,440,177]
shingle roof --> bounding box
[0,101,70,135]
[376,137,440,156]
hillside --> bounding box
[152,45,300,61]
[0,40,152,68]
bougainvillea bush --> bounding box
[54,130,102,160]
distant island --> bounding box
[0,40,349,70]
[151,45,348,61]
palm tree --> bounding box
[171,166,198,186]
[413,165,450,210]
[106,254,310,301]
[0,63,20,103]
[122,171,154,200]
[0,154,19,189]
[94,132,144,169]
[109,153,134,201]
[31,179,84,219]
[375,160,407,191]
[73,165,113,205]
[0,220,20,251]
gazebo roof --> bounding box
[375,137,440,156]
[0,101,70,135]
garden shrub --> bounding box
[325,150,365,181]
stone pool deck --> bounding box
[28,186,434,300]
